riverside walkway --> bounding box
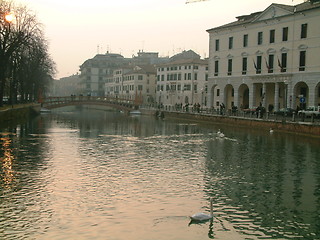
[148,105,320,137]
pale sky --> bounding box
[16,0,301,79]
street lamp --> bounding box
[4,12,14,23]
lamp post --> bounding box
[1,11,15,106]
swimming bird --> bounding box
[190,198,213,222]
[217,129,225,138]
[269,128,274,133]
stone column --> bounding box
[207,89,213,109]
[274,82,279,111]
[234,87,239,108]
[286,81,293,109]
[262,83,267,108]
[249,83,256,108]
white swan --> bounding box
[269,128,274,133]
[217,129,225,138]
[190,198,213,222]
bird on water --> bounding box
[217,129,225,138]
[190,198,213,222]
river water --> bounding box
[0,108,320,240]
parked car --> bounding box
[274,108,295,116]
[298,106,320,118]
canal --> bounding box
[0,108,320,240]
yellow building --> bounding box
[207,0,320,112]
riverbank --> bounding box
[0,104,41,124]
[141,108,320,138]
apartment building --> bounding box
[105,65,157,105]
[156,50,208,110]
[79,53,128,96]
[79,51,167,97]
[207,0,320,112]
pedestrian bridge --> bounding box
[40,96,140,112]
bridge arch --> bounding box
[41,96,139,112]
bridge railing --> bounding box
[42,96,138,110]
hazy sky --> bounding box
[16,0,301,79]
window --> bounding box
[227,59,233,75]
[256,56,262,74]
[282,27,288,41]
[178,73,181,80]
[270,29,275,43]
[187,73,191,80]
[258,32,263,45]
[217,89,220,97]
[194,73,198,80]
[243,34,248,47]
[299,51,306,71]
[215,39,220,51]
[242,57,247,75]
[281,53,287,72]
[138,75,143,80]
[301,23,308,39]
[268,54,274,73]
[173,74,177,80]
[214,60,219,76]
[194,84,197,93]
[184,84,191,91]
[228,37,233,49]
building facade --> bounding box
[105,65,157,105]
[156,50,208,110]
[53,74,82,96]
[79,53,129,96]
[79,51,167,97]
[207,0,320,112]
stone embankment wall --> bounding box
[0,104,40,124]
[161,111,320,137]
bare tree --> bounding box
[0,0,55,106]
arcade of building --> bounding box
[206,1,320,112]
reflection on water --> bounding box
[0,134,16,189]
[0,108,320,240]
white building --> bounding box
[106,65,157,105]
[80,51,167,97]
[156,50,208,110]
[207,0,320,112]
